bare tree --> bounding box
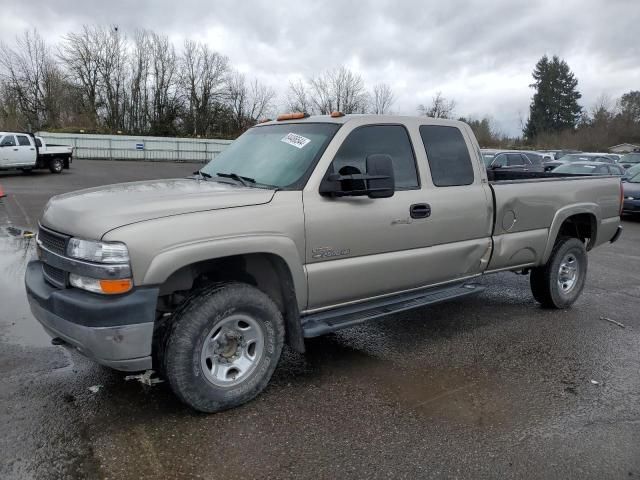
[148,32,180,135]
[418,92,456,119]
[308,66,368,114]
[227,71,275,132]
[286,79,312,113]
[370,82,394,114]
[181,40,228,136]
[127,29,151,133]
[58,25,102,127]
[0,29,62,129]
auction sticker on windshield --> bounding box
[281,133,311,149]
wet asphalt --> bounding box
[0,161,639,479]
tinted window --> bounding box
[332,125,419,189]
[420,125,474,187]
[507,153,525,166]
[35,138,42,147]
[0,135,16,147]
[17,135,30,146]
[524,152,543,165]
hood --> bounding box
[623,181,640,199]
[41,178,275,239]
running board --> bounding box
[301,282,484,338]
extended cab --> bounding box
[25,114,623,412]
[0,132,72,174]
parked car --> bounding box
[544,153,615,172]
[0,132,73,174]
[482,150,545,172]
[618,153,640,170]
[622,163,640,180]
[26,114,622,412]
[622,173,640,216]
[552,161,625,176]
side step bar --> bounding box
[301,282,484,338]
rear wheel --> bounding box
[162,283,285,413]
[49,158,63,174]
[530,237,587,309]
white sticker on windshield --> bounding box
[281,133,311,149]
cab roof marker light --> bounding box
[276,112,309,121]
[330,111,345,118]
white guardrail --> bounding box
[36,132,232,163]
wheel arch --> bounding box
[542,204,599,263]
[148,239,306,352]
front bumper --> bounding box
[25,260,158,372]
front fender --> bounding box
[142,234,307,310]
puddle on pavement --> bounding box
[303,335,516,428]
[0,225,52,348]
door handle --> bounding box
[13,148,18,151]
[410,203,431,219]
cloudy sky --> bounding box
[1,0,638,135]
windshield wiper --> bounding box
[216,172,255,187]
[193,169,212,179]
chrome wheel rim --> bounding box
[200,314,265,387]
[558,253,579,294]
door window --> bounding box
[507,153,525,166]
[492,154,508,168]
[0,135,16,147]
[17,135,31,146]
[331,125,419,189]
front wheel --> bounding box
[49,158,63,174]
[162,283,285,413]
[530,237,587,309]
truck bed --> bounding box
[486,173,621,272]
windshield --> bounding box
[630,173,640,183]
[623,164,640,178]
[620,153,640,164]
[557,154,609,163]
[201,123,340,188]
[553,163,607,174]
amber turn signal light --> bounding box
[276,112,309,121]
[330,111,345,117]
[99,278,133,295]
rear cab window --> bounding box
[419,125,474,186]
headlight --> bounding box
[67,238,130,264]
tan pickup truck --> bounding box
[25,114,623,412]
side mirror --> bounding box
[365,154,394,198]
[319,154,395,198]
[490,163,502,169]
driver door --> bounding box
[0,135,20,167]
[303,124,431,310]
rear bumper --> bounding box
[25,260,158,371]
[610,225,623,244]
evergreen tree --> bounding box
[524,55,582,139]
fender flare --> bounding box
[142,234,307,310]
[542,203,600,263]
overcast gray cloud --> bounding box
[1,0,638,135]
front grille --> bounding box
[38,226,69,255]
[43,263,67,288]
